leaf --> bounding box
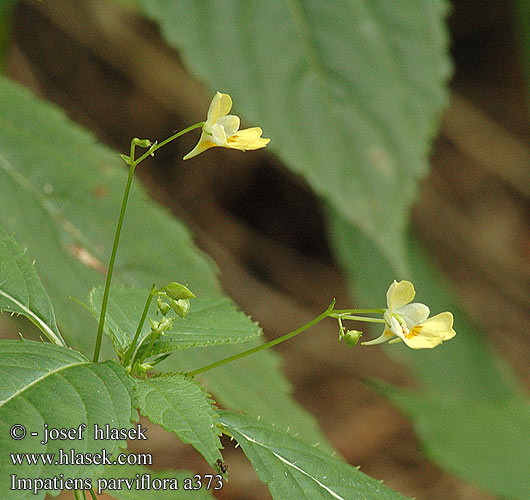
[138,0,451,272]
[0,340,134,500]
[377,389,530,500]
[0,223,64,346]
[219,411,409,500]
[100,464,218,499]
[0,76,333,453]
[327,207,530,499]
[134,373,222,467]
[88,285,262,357]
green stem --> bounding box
[134,122,204,165]
[88,488,98,500]
[189,300,335,377]
[92,124,203,363]
[330,314,385,324]
[93,159,136,363]
[331,308,385,314]
[133,325,162,370]
[122,284,157,367]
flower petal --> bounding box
[384,310,403,338]
[183,131,217,160]
[396,302,430,328]
[207,92,232,125]
[386,280,415,311]
[361,328,394,346]
[402,311,456,349]
[226,127,270,151]
[217,115,241,137]
[208,123,229,146]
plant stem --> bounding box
[331,308,385,314]
[189,301,335,377]
[92,123,203,363]
[93,159,136,362]
[135,122,204,165]
[331,314,385,324]
[122,284,157,367]
[88,488,98,500]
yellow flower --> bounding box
[362,280,456,349]
[183,92,270,160]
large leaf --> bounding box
[219,411,409,500]
[89,285,261,357]
[135,373,222,468]
[139,0,451,272]
[0,76,332,451]
[100,464,218,499]
[328,209,530,499]
[0,340,134,500]
[0,224,64,346]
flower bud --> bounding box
[161,282,196,300]
[342,330,362,346]
[157,296,171,316]
[171,298,190,318]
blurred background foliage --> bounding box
[0,1,529,499]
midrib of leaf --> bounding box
[0,360,88,407]
[281,0,410,271]
[285,0,325,76]
[235,429,346,500]
[0,287,65,346]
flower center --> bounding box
[405,325,422,339]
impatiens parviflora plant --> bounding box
[0,92,455,500]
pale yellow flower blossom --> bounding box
[362,280,456,349]
[183,92,270,160]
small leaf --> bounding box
[219,411,409,500]
[134,373,222,467]
[0,223,64,346]
[0,340,134,500]
[100,464,218,499]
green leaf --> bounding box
[378,389,530,500]
[0,223,64,346]
[0,340,134,500]
[134,373,222,467]
[327,208,530,499]
[0,76,333,453]
[100,464,218,499]
[219,411,409,500]
[138,0,451,272]
[89,285,262,357]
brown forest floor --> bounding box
[3,1,530,499]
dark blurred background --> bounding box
[2,1,529,499]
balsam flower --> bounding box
[183,92,270,160]
[362,280,456,349]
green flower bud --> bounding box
[157,296,171,316]
[161,282,196,300]
[342,330,362,346]
[133,138,152,148]
[171,298,190,318]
